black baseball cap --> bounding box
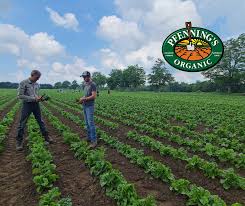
[80,71,91,77]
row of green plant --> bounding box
[41,105,155,206]
[93,94,244,144]
[109,108,245,153]
[26,116,72,206]
[50,96,244,169]
[127,131,245,190]
[0,102,19,152]
[98,129,242,206]
[47,99,244,190]
[44,101,243,206]
[49,99,119,130]
[0,97,17,112]
[46,101,117,133]
[94,93,245,142]
[92,106,245,169]
[52,92,245,151]
[0,96,10,104]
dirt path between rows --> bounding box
[42,117,116,206]
[0,111,38,206]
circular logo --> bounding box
[162,26,224,72]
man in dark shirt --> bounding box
[16,70,53,151]
[79,71,97,148]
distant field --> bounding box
[0,89,244,206]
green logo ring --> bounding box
[162,27,224,72]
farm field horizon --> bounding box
[0,89,244,206]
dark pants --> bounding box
[17,102,48,142]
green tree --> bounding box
[107,69,123,89]
[70,80,79,90]
[92,72,107,88]
[148,59,174,90]
[54,82,62,89]
[61,81,71,89]
[202,33,245,93]
[122,65,146,88]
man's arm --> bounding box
[85,91,97,101]
[79,83,97,103]
[85,83,97,101]
[17,81,36,102]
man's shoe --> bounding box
[44,136,54,144]
[16,140,24,151]
[89,141,97,148]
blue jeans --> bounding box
[83,105,97,142]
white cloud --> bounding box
[97,15,144,51]
[17,59,35,68]
[13,70,26,82]
[99,48,125,70]
[46,7,79,31]
[49,57,97,83]
[125,41,162,72]
[0,24,64,60]
[174,71,205,83]
[0,24,29,56]
[0,43,20,55]
[97,0,203,83]
[29,32,64,58]
[193,0,245,38]
[0,23,96,83]
[114,0,153,22]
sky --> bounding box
[0,0,244,84]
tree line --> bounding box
[0,82,53,89]
[0,33,244,93]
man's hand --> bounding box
[79,97,87,104]
[35,96,43,102]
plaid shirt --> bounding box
[17,78,39,102]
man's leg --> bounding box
[83,106,91,141]
[86,105,97,146]
[32,103,52,143]
[16,103,32,150]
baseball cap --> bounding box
[80,71,91,77]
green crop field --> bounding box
[0,89,244,206]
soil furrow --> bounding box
[48,102,245,205]
[42,116,116,206]
[0,110,38,206]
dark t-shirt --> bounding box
[83,81,96,106]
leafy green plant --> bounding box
[39,187,72,206]
[42,106,155,206]
[220,168,245,190]
[0,103,20,152]
[170,179,190,195]
[26,116,71,205]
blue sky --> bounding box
[0,0,244,84]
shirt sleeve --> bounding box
[35,84,40,97]
[17,81,36,102]
[91,83,97,92]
